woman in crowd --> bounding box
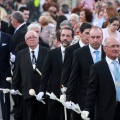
[38,15,54,45]
[102,7,118,28]
[79,8,93,25]
[102,16,120,44]
[93,10,104,27]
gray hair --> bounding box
[69,13,79,23]
[25,30,38,40]
[60,4,69,14]
[60,20,72,28]
[27,22,41,31]
[103,37,119,46]
[11,11,24,23]
[103,37,108,46]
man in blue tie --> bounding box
[65,26,106,120]
[81,37,120,120]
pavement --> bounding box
[0,95,14,120]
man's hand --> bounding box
[36,92,44,101]
[65,101,72,109]
[10,89,18,95]
[81,110,90,120]
[10,52,15,62]
[61,87,67,94]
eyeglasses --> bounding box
[26,36,38,40]
[105,45,120,48]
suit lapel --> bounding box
[36,46,44,70]
[84,45,94,65]
[101,59,115,88]
[101,46,106,59]
[56,47,63,65]
[12,24,27,41]
[24,48,33,70]
[0,32,3,46]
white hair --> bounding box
[27,22,41,31]
[25,30,38,40]
[69,13,79,22]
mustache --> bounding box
[62,39,69,43]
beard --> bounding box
[61,40,71,47]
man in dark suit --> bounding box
[11,30,48,120]
[8,6,30,36]
[61,22,92,88]
[81,37,120,120]
[11,11,27,49]
[15,22,49,52]
[66,26,106,120]
[0,30,15,120]
[37,27,74,120]
[10,10,28,116]
[1,20,8,33]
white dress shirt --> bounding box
[106,56,120,83]
[89,45,102,63]
[61,45,65,62]
[29,45,39,62]
[79,40,85,47]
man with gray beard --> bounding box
[36,27,74,120]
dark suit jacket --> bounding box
[15,37,49,52]
[0,32,14,76]
[85,59,117,120]
[1,20,8,33]
[8,24,15,36]
[61,42,80,87]
[0,32,14,87]
[66,45,106,110]
[40,47,63,97]
[12,46,48,100]
[11,23,27,49]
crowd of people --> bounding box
[1,0,120,120]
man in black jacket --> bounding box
[66,26,106,120]
[11,30,48,120]
[0,29,15,120]
[15,22,49,52]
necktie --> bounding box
[94,51,100,63]
[62,50,65,62]
[14,29,17,34]
[31,51,36,64]
[112,60,120,101]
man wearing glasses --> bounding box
[81,37,120,120]
[11,30,48,120]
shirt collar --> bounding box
[16,22,26,31]
[79,40,85,47]
[29,44,39,53]
[89,44,102,54]
[106,56,119,65]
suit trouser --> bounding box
[0,76,11,120]
[25,97,48,120]
[0,91,10,120]
[114,102,120,120]
[13,95,24,120]
[47,99,61,120]
[47,99,70,120]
